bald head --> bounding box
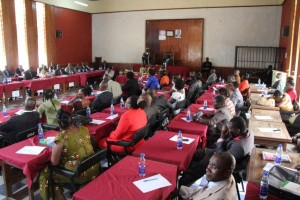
[99,80,108,91]
[24,98,36,111]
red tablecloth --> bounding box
[66,74,80,83]
[245,182,284,200]
[0,107,23,124]
[49,76,67,85]
[73,156,177,200]
[102,103,127,115]
[79,71,105,86]
[3,81,24,93]
[85,112,120,141]
[0,130,58,188]
[133,131,199,173]
[184,104,216,115]
[22,78,52,93]
[0,84,4,98]
[195,91,215,105]
[167,113,208,148]
[132,65,190,78]
[116,75,128,84]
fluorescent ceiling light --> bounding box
[74,1,88,7]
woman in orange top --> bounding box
[160,70,170,88]
[98,95,147,152]
[239,73,250,98]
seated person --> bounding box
[239,73,250,99]
[54,65,67,76]
[285,79,297,104]
[39,109,100,200]
[162,54,173,66]
[286,112,300,137]
[273,90,294,111]
[202,69,217,90]
[169,79,185,115]
[0,98,39,144]
[139,65,146,74]
[39,66,51,78]
[122,71,141,99]
[15,65,25,76]
[179,152,236,200]
[187,72,203,102]
[193,95,232,147]
[179,116,254,186]
[0,70,6,83]
[104,74,122,102]
[81,62,91,72]
[148,88,173,113]
[37,89,61,126]
[227,74,235,84]
[159,70,170,88]
[3,66,15,77]
[145,68,159,89]
[218,87,236,117]
[75,64,83,73]
[91,80,113,112]
[49,62,57,72]
[98,95,147,152]
[68,86,92,112]
[272,72,284,91]
[234,69,241,84]
[65,63,76,74]
[229,81,244,112]
[24,66,37,80]
[105,66,115,79]
[138,93,157,136]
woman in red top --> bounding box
[285,79,297,103]
[98,95,147,152]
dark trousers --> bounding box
[179,148,215,187]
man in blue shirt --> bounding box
[145,68,159,89]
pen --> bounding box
[182,138,189,141]
[143,178,158,182]
[273,129,280,131]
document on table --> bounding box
[16,146,46,155]
[258,127,281,133]
[254,116,273,120]
[133,174,172,193]
[169,135,195,144]
[106,114,118,120]
[90,119,106,125]
[60,100,70,104]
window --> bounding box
[15,0,29,69]
[36,2,47,67]
[0,1,6,69]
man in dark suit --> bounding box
[54,64,67,76]
[122,71,141,99]
[92,80,113,113]
[0,98,40,144]
[15,65,25,76]
[3,66,15,77]
[24,66,37,80]
[148,88,173,113]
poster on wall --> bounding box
[159,30,166,40]
[175,29,181,38]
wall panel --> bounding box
[26,0,38,68]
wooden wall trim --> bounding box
[45,4,56,65]
[26,0,38,69]
[1,0,18,70]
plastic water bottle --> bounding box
[2,105,7,117]
[221,79,225,85]
[138,153,146,177]
[274,144,283,165]
[54,92,58,99]
[120,97,125,109]
[177,130,183,150]
[86,106,91,118]
[219,76,222,83]
[258,78,261,85]
[203,100,208,110]
[110,100,114,115]
[38,123,44,140]
[186,107,191,122]
[259,171,269,199]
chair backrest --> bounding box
[42,124,60,131]
[158,108,170,121]
[235,153,250,171]
[174,99,186,110]
[131,123,150,145]
[16,126,38,142]
[76,149,107,176]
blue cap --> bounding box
[263,171,268,176]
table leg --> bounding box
[282,143,287,151]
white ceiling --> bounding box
[34,0,285,13]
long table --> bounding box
[251,109,282,122]
[247,147,300,184]
[73,156,177,200]
[0,130,58,199]
[249,120,292,150]
[79,70,105,86]
[132,131,199,173]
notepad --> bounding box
[169,135,195,144]
[90,119,106,125]
[39,137,55,147]
[106,114,118,120]
[254,116,273,120]
[280,181,300,196]
[16,146,46,155]
[60,100,70,104]
[133,174,172,193]
[262,151,292,163]
[258,128,281,133]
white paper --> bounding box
[37,90,43,93]
[90,119,106,125]
[133,174,172,193]
[12,90,20,97]
[263,163,275,172]
[106,114,118,120]
[254,116,273,120]
[54,84,60,90]
[16,146,46,155]
[169,135,195,144]
[69,82,75,87]
[258,127,281,133]
[257,89,268,92]
[215,84,226,87]
[60,100,70,104]
[199,107,214,111]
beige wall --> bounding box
[92,6,282,67]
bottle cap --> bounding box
[178,130,182,134]
[263,171,268,176]
[278,144,282,147]
[140,153,145,157]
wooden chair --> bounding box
[106,124,150,167]
[49,149,107,198]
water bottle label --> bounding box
[274,156,281,164]
[177,141,183,149]
[259,186,268,197]
[139,165,146,176]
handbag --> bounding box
[256,96,275,107]
[268,165,300,200]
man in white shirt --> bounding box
[179,152,236,200]
[104,75,122,101]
